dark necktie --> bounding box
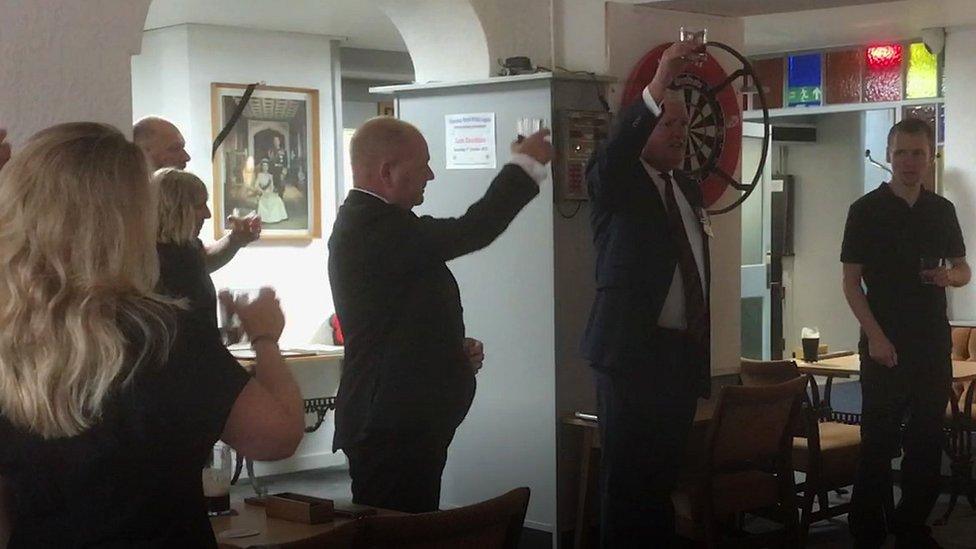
[661,172,708,344]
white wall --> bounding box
[863,109,895,195]
[470,0,554,74]
[132,24,340,346]
[374,0,491,82]
[342,79,394,128]
[132,26,193,148]
[553,0,608,74]
[0,0,151,143]
[780,113,863,354]
[944,25,976,321]
[605,4,744,375]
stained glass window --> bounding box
[754,58,784,110]
[864,44,903,102]
[787,53,823,107]
[906,42,938,99]
[825,49,862,104]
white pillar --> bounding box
[0,0,152,143]
[372,0,492,82]
[943,25,976,320]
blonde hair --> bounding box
[154,168,208,245]
[0,122,173,438]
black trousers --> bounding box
[849,347,951,547]
[345,439,450,513]
[595,332,701,548]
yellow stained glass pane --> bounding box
[907,42,938,99]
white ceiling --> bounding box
[144,0,408,52]
[641,0,901,17]
[145,0,972,60]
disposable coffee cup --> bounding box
[802,337,820,362]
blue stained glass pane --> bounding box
[788,53,823,106]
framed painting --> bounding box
[211,83,321,240]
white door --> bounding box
[740,121,773,359]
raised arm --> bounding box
[378,130,552,267]
[586,40,702,206]
[205,214,262,273]
[221,288,304,460]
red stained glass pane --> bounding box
[825,49,862,104]
[753,58,784,109]
[864,44,903,102]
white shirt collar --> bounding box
[350,187,390,204]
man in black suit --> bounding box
[580,41,709,547]
[328,117,552,513]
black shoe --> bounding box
[894,526,943,549]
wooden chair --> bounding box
[251,519,361,548]
[938,327,976,524]
[740,359,861,546]
[939,377,976,524]
[354,487,530,549]
[672,377,807,548]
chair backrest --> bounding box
[265,518,361,549]
[951,327,975,361]
[706,377,808,472]
[740,358,824,426]
[949,378,976,423]
[739,359,800,386]
[354,487,530,549]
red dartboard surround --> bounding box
[621,43,744,210]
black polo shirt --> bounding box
[841,182,965,347]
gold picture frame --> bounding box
[211,82,322,241]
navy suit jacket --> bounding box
[580,98,711,397]
[328,165,539,450]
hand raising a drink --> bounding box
[219,287,284,346]
[228,211,262,247]
[647,40,706,105]
[511,129,553,166]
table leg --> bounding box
[823,376,835,413]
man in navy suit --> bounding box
[581,40,710,547]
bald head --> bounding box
[133,116,190,170]
[349,116,433,210]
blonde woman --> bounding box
[154,168,220,330]
[0,123,304,547]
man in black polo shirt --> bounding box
[841,118,970,549]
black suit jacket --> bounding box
[580,98,711,397]
[329,164,539,449]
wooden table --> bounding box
[563,399,716,549]
[211,497,352,548]
[795,354,976,422]
[232,348,345,366]
[797,353,976,381]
